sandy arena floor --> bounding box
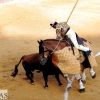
[0,0,100,100]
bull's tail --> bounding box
[11,56,25,77]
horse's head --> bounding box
[37,39,70,65]
[38,38,70,54]
[37,40,50,65]
[37,40,44,54]
[37,40,50,54]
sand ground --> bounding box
[0,0,100,100]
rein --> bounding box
[43,39,61,55]
[51,39,61,54]
[39,39,71,65]
[38,39,61,65]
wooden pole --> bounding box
[66,0,79,23]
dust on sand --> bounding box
[0,0,100,100]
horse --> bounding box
[11,53,64,89]
[38,39,96,93]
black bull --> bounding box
[11,53,64,88]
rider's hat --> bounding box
[50,21,57,27]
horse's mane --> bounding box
[43,39,65,42]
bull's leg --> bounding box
[43,73,48,89]
[74,74,85,93]
[90,68,96,79]
[30,72,34,78]
[55,74,63,86]
[26,71,34,84]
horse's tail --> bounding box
[11,55,25,77]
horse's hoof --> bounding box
[82,80,86,84]
[67,86,72,91]
[92,73,96,79]
[79,88,85,93]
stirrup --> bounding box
[86,50,92,57]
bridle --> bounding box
[42,39,61,54]
[51,39,61,54]
[38,39,61,65]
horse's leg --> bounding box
[81,67,96,83]
[80,64,86,83]
[26,71,34,84]
[66,75,75,91]
[78,79,85,93]
[66,77,72,91]
[90,67,96,78]
[55,74,63,86]
[74,74,85,93]
[82,56,96,79]
[81,70,86,83]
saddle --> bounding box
[63,33,90,55]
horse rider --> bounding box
[50,21,92,57]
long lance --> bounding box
[66,0,79,23]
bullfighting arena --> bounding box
[0,0,100,100]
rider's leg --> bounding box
[67,29,89,51]
[66,29,91,56]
